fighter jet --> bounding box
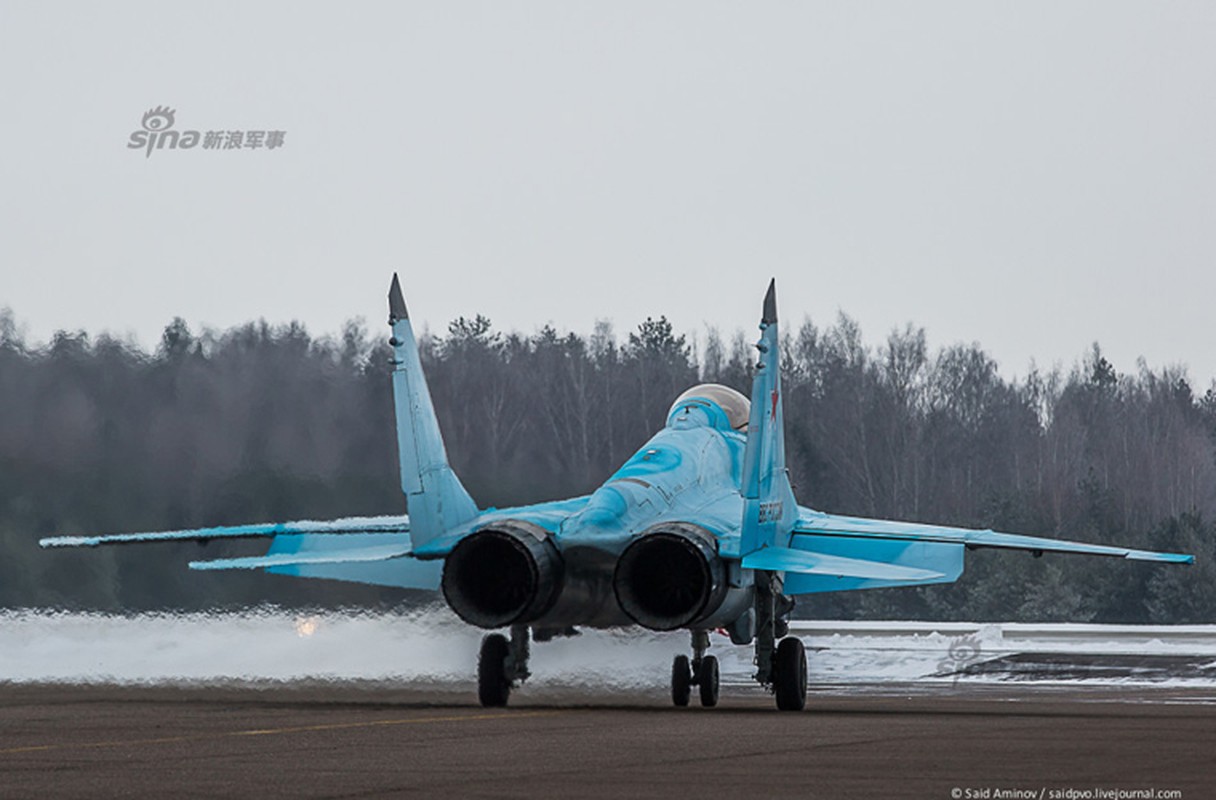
[42,277,1193,710]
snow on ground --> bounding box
[2,608,1214,691]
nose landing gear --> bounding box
[670,629,720,707]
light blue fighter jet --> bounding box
[42,277,1193,710]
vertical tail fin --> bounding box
[388,274,479,548]
[740,279,797,555]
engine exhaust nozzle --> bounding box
[442,521,562,629]
[612,523,725,631]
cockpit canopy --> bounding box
[666,383,751,432]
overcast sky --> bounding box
[1,2,1213,384]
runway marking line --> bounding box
[0,710,561,756]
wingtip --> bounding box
[39,536,96,548]
[762,278,777,324]
[388,273,409,322]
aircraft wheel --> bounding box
[698,655,720,707]
[773,636,807,711]
[671,655,692,707]
[478,633,511,707]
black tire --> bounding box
[698,655,720,708]
[671,655,692,707]
[478,633,511,707]
[773,636,807,711]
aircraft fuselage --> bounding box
[437,399,757,632]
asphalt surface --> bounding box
[0,683,1212,799]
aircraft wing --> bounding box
[40,516,439,591]
[794,510,1194,564]
[38,515,410,548]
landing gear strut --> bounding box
[670,629,720,708]
[754,571,805,711]
[478,624,531,707]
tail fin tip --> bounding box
[762,279,777,324]
[388,274,409,322]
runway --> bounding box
[1,683,1211,799]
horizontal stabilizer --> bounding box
[742,545,946,582]
[189,543,414,571]
[795,512,1194,564]
[39,515,410,549]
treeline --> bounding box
[0,307,1212,622]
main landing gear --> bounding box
[771,636,807,711]
[755,571,806,711]
[478,624,531,707]
[670,629,720,707]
